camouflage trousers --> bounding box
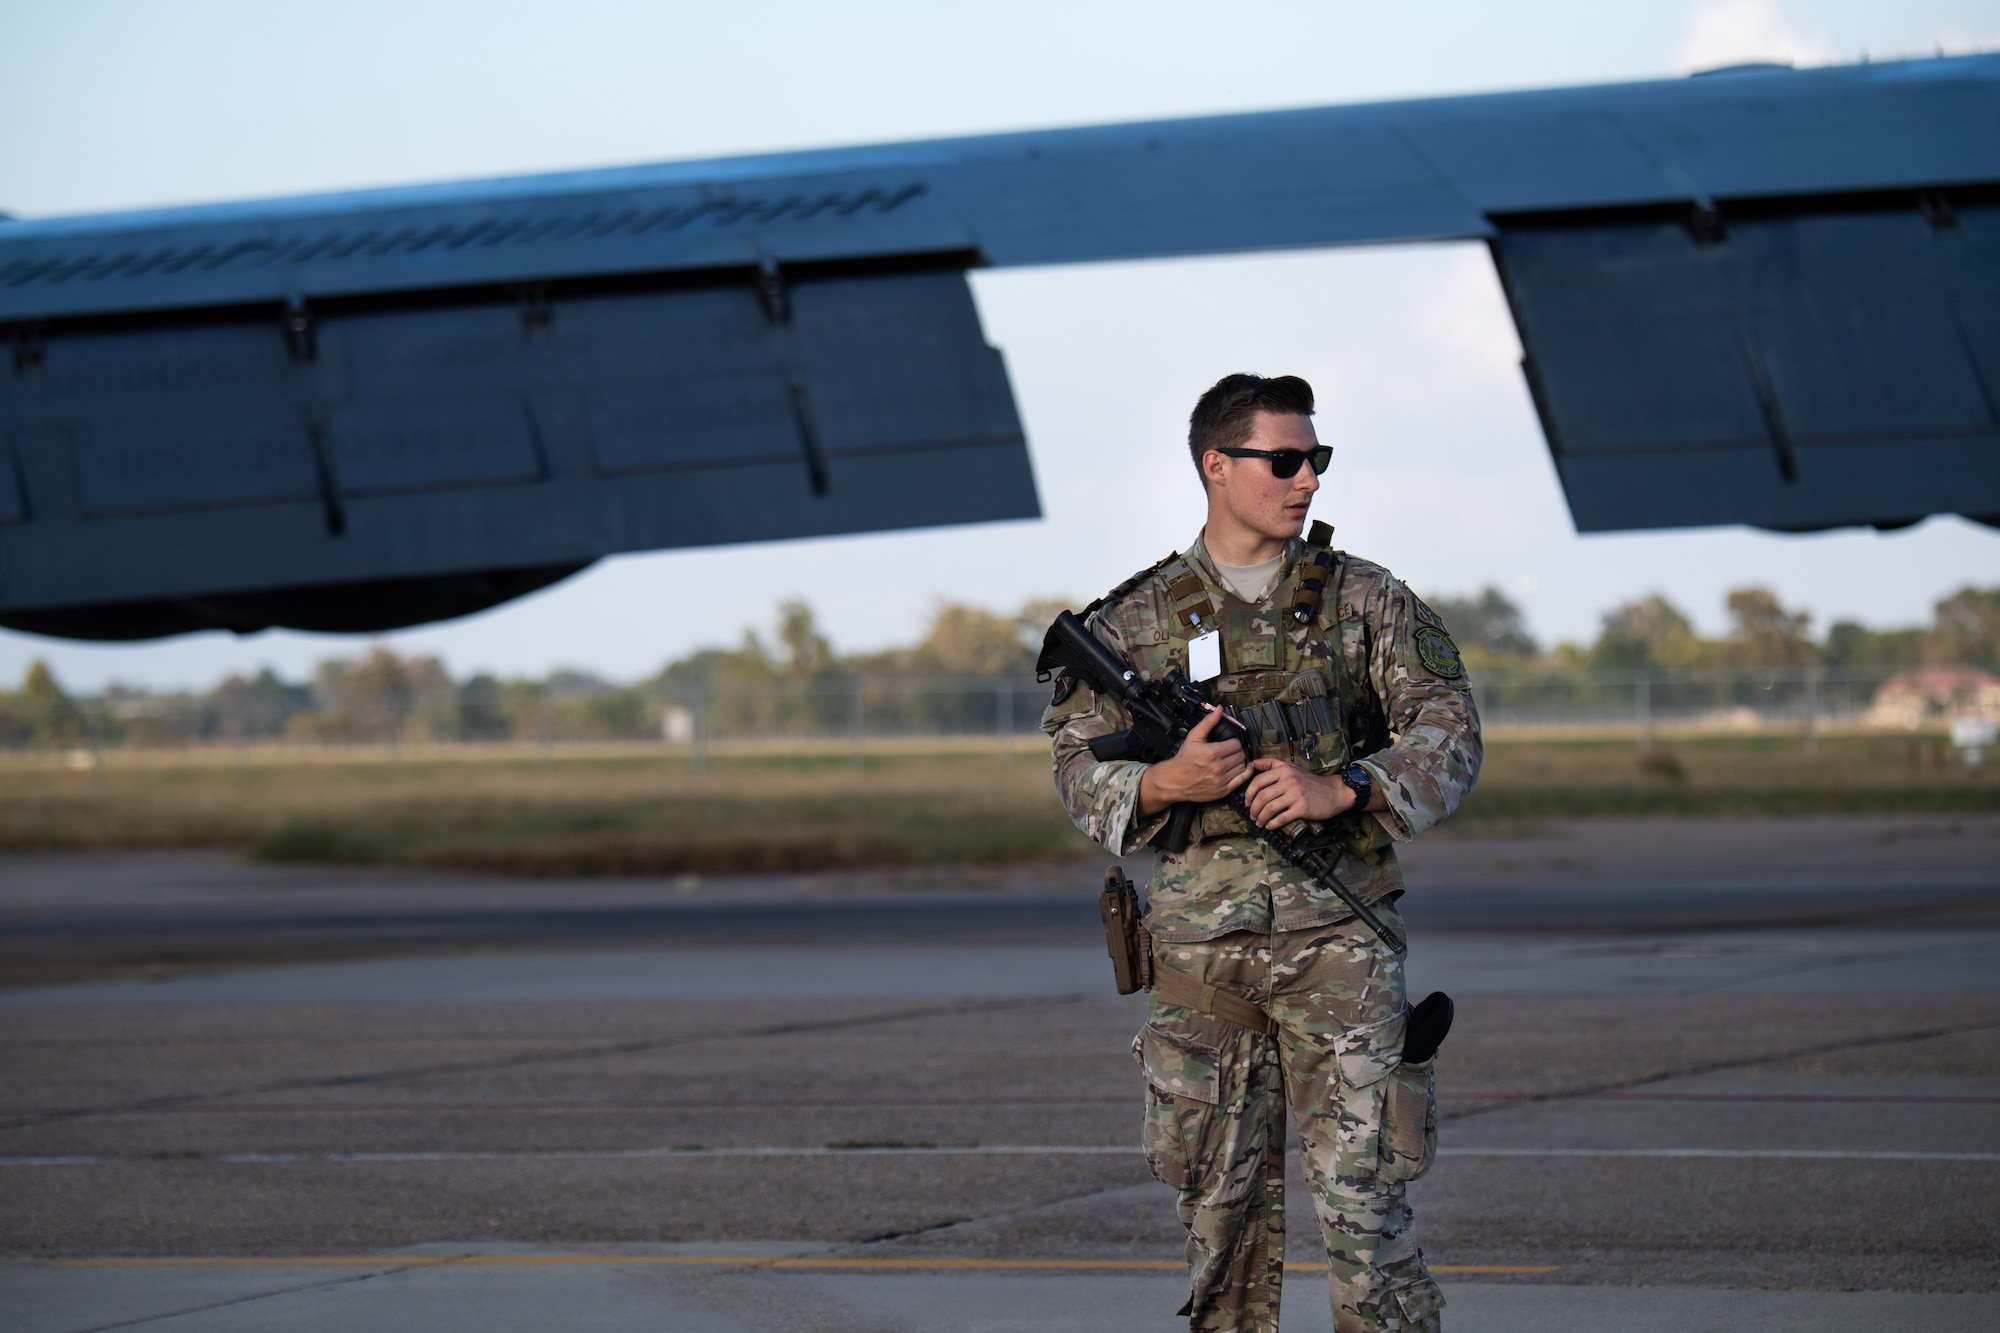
[1134,904,1442,1332]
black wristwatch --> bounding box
[1337,764,1375,813]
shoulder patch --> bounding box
[1414,626,1465,680]
[1049,673,1079,706]
[1412,596,1447,632]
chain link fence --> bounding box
[0,674,1053,767]
[1477,664,1999,744]
[3,665,1996,765]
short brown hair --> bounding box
[1188,373,1315,474]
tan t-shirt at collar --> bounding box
[1210,553,1283,603]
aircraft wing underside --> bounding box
[1,56,1995,639]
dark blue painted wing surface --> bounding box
[0,267,1030,638]
[2,56,1996,638]
[1497,201,2000,531]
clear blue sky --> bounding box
[3,0,1997,690]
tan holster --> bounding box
[1100,865,1277,1037]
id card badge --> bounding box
[1188,629,1223,682]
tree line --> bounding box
[3,583,1994,747]
[1433,583,1999,674]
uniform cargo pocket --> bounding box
[1335,1008,1435,1184]
[1134,1024,1220,1191]
[1332,1009,1404,1092]
[1379,1058,1437,1184]
[1391,1276,1444,1330]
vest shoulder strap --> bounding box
[1080,551,1179,624]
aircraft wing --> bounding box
[2,55,1995,639]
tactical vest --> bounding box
[1134,525,1388,846]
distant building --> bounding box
[1868,667,2000,729]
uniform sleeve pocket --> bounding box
[1134,1025,1220,1191]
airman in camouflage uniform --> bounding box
[1042,374,1481,1332]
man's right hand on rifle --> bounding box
[1136,705,1250,816]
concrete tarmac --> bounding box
[3,924,2000,1007]
[6,1260,1995,1333]
[4,815,1996,990]
[3,818,1997,1330]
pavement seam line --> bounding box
[1669,941,1984,996]
[1440,1015,2000,1127]
[0,995,1069,1133]
[851,1176,1163,1252]
[9,1146,1996,1165]
[46,1255,1563,1275]
[6,1087,1996,1117]
[50,1262,428,1333]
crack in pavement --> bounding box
[1440,1016,2000,1125]
[849,1179,1165,1255]
[0,996,1072,1133]
[55,1262,427,1333]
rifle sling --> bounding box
[1149,959,1277,1036]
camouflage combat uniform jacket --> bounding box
[1043,531,1482,941]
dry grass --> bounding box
[0,752,1096,875]
[0,734,1992,874]
[1453,732,1997,822]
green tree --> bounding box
[305,647,456,741]
[20,659,84,744]
[211,667,311,738]
[1588,594,1704,670]
[775,598,835,678]
[681,600,843,735]
[1928,585,2000,668]
[1014,597,1078,648]
[1723,586,1815,668]
[1428,588,1538,664]
[458,674,513,741]
[1823,621,1925,670]
[913,602,1039,677]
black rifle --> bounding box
[1038,610,1405,953]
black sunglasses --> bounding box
[1216,445,1332,479]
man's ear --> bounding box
[1199,449,1228,490]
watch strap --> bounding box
[1339,764,1374,812]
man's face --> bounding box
[1201,411,1321,543]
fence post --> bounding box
[997,678,1013,765]
[691,687,708,775]
[88,704,104,789]
[1635,669,1652,752]
[850,677,866,769]
[230,695,247,780]
[1804,666,1820,756]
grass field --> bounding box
[1,733,1993,875]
